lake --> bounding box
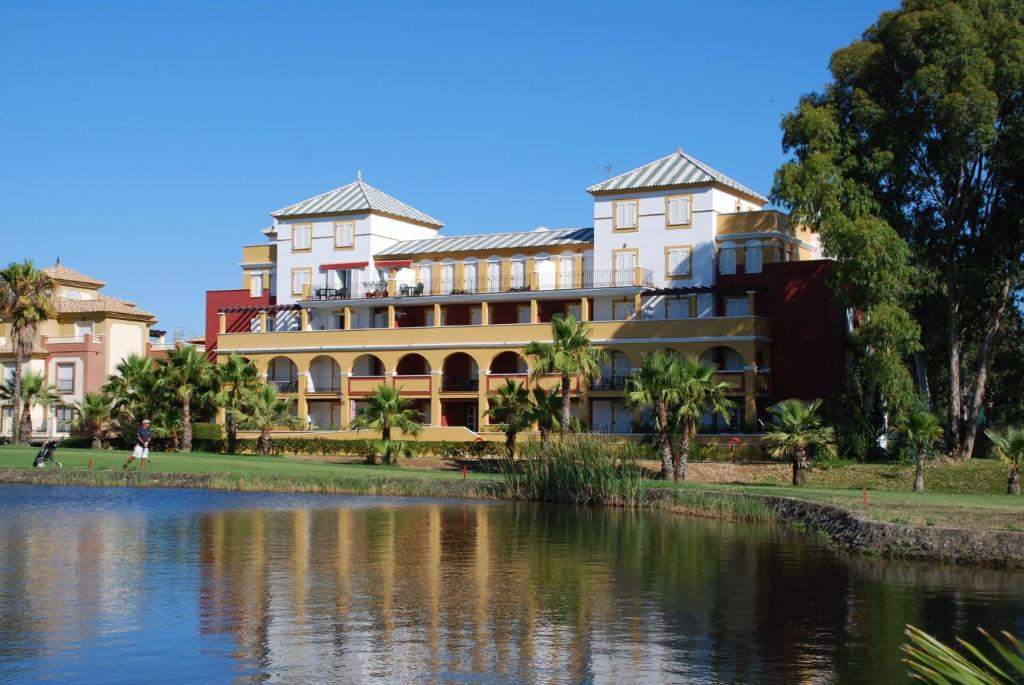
[0,484,1021,684]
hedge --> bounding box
[231,437,505,459]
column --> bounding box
[300,308,310,331]
[481,301,490,326]
[580,297,590,322]
[430,371,442,427]
[526,256,537,290]
[633,293,643,319]
[218,312,226,334]
[343,306,352,330]
[259,310,268,333]
[297,372,309,425]
[530,299,538,324]
[743,366,758,433]
[747,289,757,316]
[477,370,490,430]
[434,302,442,327]
[340,372,351,429]
[387,304,396,329]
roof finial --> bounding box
[677,147,684,155]
[56,256,60,265]
[357,169,363,182]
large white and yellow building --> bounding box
[212,151,835,442]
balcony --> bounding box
[441,376,479,392]
[269,379,298,393]
[591,374,631,392]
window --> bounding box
[417,261,433,295]
[665,246,693,280]
[74,321,94,336]
[745,241,763,274]
[666,196,692,227]
[613,300,636,321]
[55,406,76,433]
[666,297,693,319]
[559,252,575,289]
[718,242,737,275]
[291,269,311,296]
[463,259,477,291]
[725,296,750,317]
[292,224,312,251]
[334,221,355,249]
[56,363,75,394]
[510,255,526,289]
[486,257,501,292]
[613,250,637,287]
[249,272,263,297]
[441,260,455,293]
[613,200,638,231]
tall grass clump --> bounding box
[502,435,647,507]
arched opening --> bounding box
[486,256,501,293]
[490,351,528,375]
[534,252,555,290]
[442,352,479,392]
[700,346,745,371]
[266,356,298,393]
[463,258,477,292]
[308,356,341,393]
[509,254,527,290]
[396,353,431,376]
[350,354,386,377]
[745,240,763,274]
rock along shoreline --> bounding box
[2,468,1021,570]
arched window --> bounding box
[718,242,737,275]
[745,240,763,274]
[486,256,501,293]
[440,259,455,294]
[559,252,575,289]
[417,260,433,295]
[510,254,526,290]
[534,252,554,290]
[463,258,477,292]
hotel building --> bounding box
[209,151,844,442]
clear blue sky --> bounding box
[1,0,896,336]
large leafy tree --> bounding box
[351,383,422,464]
[0,371,59,442]
[672,357,735,482]
[160,345,217,452]
[526,314,606,435]
[216,353,260,454]
[764,399,837,486]
[774,0,1024,459]
[486,379,533,460]
[896,408,944,492]
[625,350,683,480]
[0,260,55,444]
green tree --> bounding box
[625,350,683,480]
[985,426,1024,495]
[236,384,295,455]
[672,357,735,482]
[896,408,944,492]
[74,391,114,449]
[529,386,562,447]
[0,371,59,442]
[525,314,607,435]
[774,1,1024,460]
[351,383,422,464]
[0,260,55,444]
[764,399,837,486]
[103,355,161,430]
[215,353,260,454]
[160,344,217,452]
[486,379,533,460]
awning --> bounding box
[320,261,369,271]
[373,259,412,268]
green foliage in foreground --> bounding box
[502,435,646,506]
[902,625,1024,685]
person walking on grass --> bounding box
[123,419,152,470]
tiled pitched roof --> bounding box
[587,150,767,202]
[43,262,106,288]
[375,227,593,257]
[54,295,156,323]
[272,178,443,227]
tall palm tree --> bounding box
[0,371,60,442]
[625,350,683,480]
[216,353,259,454]
[896,409,944,492]
[103,354,159,425]
[0,260,55,444]
[672,357,735,482]
[529,386,562,447]
[986,426,1024,495]
[486,379,533,460]
[351,383,423,464]
[764,399,837,486]
[74,391,114,449]
[160,345,217,452]
[236,384,295,455]
[525,314,606,435]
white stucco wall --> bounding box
[106,322,145,376]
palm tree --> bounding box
[235,384,295,455]
[74,392,114,449]
[525,314,607,435]
[896,409,944,492]
[764,399,837,486]
[486,379,533,460]
[216,353,259,454]
[986,426,1024,495]
[160,345,217,452]
[672,357,735,482]
[351,383,423,464]
[529,386,562,447]
[625,350,683,480]
[0,260,55,444]
[0,371,60,442]
[103,354,159,427]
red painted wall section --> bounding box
[205,288,275,360]
[719,260,844,403]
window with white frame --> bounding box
[249,272,263,297]
[292,224,312,251]
[417,261,433,294]
[665,246,692,279]
[56,363,75,394]
[745,241,763,274]
[725,296,750,317]
[55,405,76,433]
[613,200,638,231]
[291,269,311,296]
[440,260,455,293]
[718,242,737,275]
[559,252,575,288]
[74,321,94,336]
[463,258,477,291]
[510,255,526,289]
[667,297,692,319]
[486,257,501,292]
[334,221,355,249]
[666,196,692,227]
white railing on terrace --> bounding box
[44,335,103,345]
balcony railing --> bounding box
[307,269,654,302]
[591,374,631,391]
[270,379,298,393]
[308,375,342,393]
[441,376,479,392]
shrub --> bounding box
[191,422,225,453]
[230,437,504,459]
[59,436,94,449]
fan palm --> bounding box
[763,399,836,486]
[625,350,683,480]
[525,314,606,435]
[215,353,260,454]
[74,391,114,449]
[672,357,735,481]
[0,260,55,444]
[103,355,159,426]
[486,379,533,460]
[0,371,60,442]
[235,384,295,455]
[160,344,218,452]
[351,383,423,464]
[529,386,562,447]
[986,426,1024,495]
[896,409,944,492]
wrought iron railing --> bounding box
[270,379,298,393]
[442,376,479,392]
